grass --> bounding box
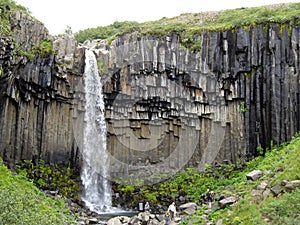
[0,0,28,36]
[74,2,300,47]
[0,158,76,225]
[114,133,300,224]
[204,134,300,225]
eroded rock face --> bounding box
[0,12,300,177]
[0,12,85,167]
[91,26,300,180]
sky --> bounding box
[15,0,300,35]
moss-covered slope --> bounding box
[0,159,76,225]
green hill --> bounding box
[171,134,300,224]
[0,158,76,225]
[204,134,300,224]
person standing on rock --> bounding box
[168,202,176,220]
[206,188,214,209]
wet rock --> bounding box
[88,218,99,224]
[107,217,122,225]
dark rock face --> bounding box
[95,26,300,180]
[0,12,299,177]
[0,12,85,167]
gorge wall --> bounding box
[0,11,299,179]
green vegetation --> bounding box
[115,161,244,207]
[14,39,54,62]
[75,21,140,43]
[205,134,300,224]
[0,0,28,36]
[17,159,80,198]
[115,133,300,224]
[75,2,300,50]
[0,158,76,225]
[0,1,52,62]
[38,39,53,57]
[200,3,300,31]
[240,101,248,113]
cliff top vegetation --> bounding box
[74,2,300,44]
[0,0,28,35]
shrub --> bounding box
[17,159,80,198]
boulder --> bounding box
[138,212,151,222]
[285,180,300,192]
[156,214,165,222]
[257,180,268,190]
[128,216,141,225]
[270,184,282,196]
[218,197,236,209]
[262,188,271,197]
[117,216,131,224]
[88,218,99,224]
[251,189,262,196]
[216,219,223,225]
[107,217,122,225]
[246,170,263,181]
[178,202,198,215]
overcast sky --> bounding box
[15,0,300,35]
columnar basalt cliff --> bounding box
[0,11,299,178]
[0,12,85,167]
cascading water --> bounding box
[81,49,112,213]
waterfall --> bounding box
[81,49,112,213]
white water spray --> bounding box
[81,49,112,213]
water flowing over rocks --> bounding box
[0,11,300,180]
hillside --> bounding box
[179,134,300,224]
[0,158,76,225]
[74,2,300,44]
[112,134,300,224]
